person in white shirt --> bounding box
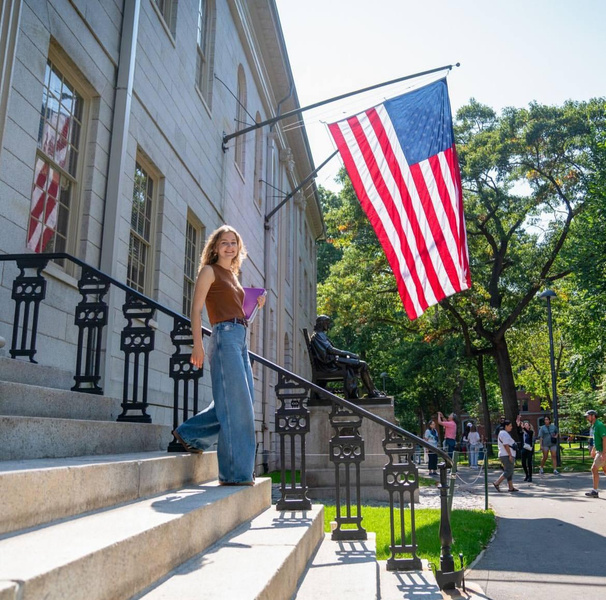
[493,420,519,493]
[467,425,482,468]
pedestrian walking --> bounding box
[537,416,560,475]
[584,409,606,498]
[493,420,519,493]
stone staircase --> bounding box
[0,357,324,600]
[0,356,452,599]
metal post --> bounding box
[434,462,464,590]
[540,290,560,466]
[447,451,458,514]
[483,443,489,511]
[223,63,459,148]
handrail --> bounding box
[1,251,450,461]
[0,252,213,337]
[0,251,462,589]
[248,350,453,467]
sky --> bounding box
[274,0,606,191]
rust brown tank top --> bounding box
[206,264,245,325]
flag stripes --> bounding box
[328,81,470,319]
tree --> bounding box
[441,98,606,427]
[315,98,606,436]
[316,172,481,431]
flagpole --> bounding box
[222,63,460,150]
[265,149,339,224]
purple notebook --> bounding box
[242,287,266,322]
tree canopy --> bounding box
[316,97,606,434]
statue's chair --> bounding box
[302,328,355,400]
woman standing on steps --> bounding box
[172,225,265,486]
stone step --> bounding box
[0,581,18,600]
[133,503,324,600]
[0,451,218,535]
[0,478,272,600]
[0,380,121,421]
[0,415,171,461]
[294,533,378,600]
[0,356,74,390]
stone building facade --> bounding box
[0,0,322,472]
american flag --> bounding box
[328,79,471,320]
[27,112,70,252]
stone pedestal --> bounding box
[305,397,417,502]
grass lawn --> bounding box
[260,470,301,484]
[322,505,495,567]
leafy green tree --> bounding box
[566,123,606,299]
[316,172,480,431]
[317,187,344,283]
[441,98,606,427]
[315,98,606,438]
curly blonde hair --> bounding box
[200,225,247,274]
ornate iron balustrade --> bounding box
[251,356,460,586]
[0,252,462,590]
[0,253,204,442]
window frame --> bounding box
[127,156,159,296]
[182,213,204,318]
[27,55,89,268]
[152,0,179,40]
[195,0,216,109]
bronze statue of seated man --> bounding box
[309,315,385,399]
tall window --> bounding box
[154,0,178,37]
[196,0,215,106]
[27,60,84,255]
[127,161,155,294]
[234,65,247,174]
[183,216,204,316]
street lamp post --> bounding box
[539,289,560,466]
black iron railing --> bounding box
[0,253,205,445]
[0,252,462,589]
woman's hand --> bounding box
[190,343,205,368]
[257,294,266,309]
[509,455,514,462]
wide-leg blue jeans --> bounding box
[175,321,256,483]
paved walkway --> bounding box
[461,468,606,600]
[274,466,605,599]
